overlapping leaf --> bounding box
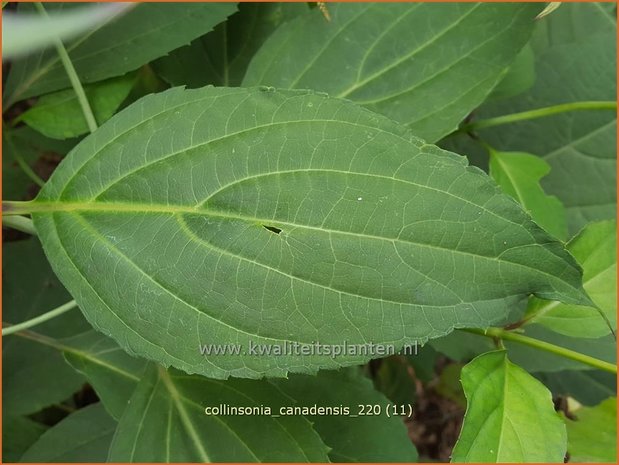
[30,86,588,379]
[243,2,542,142]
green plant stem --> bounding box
[460,101,616,133]
[2,200,38,216]
[463,327,617,374]
[34,2,98,134]
[2,300,77,336]
[2,215,37,235]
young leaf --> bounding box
[451,350,567,462]
[108,364,330,462]
[472,3,616,234]
[20,403,116,463]
[4,2,237,107]
[489,149,567,240]
[30,86,589,379]
[565,397,617,462]
[153,2,308,88]
[243,3,542,142]
[525,220,617,338]
[18,73,137,140]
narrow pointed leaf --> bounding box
[31,86,588,379]
[452,350,567,462]
[243,3,542,142]
[526,220,616,338]
[108,364,329,462]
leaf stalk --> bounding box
[2,300,78,336]
[2,215,37,235]
[462,327,617,374]
[460,101,616,133]
[34,2,98,134]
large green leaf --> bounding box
[108,364,329,462]
[3,238,90,416]
[565,397,617,463]
[525,220,617,338]
[18,73,137,140]
[243,2,541,142]
[489,149,567,240]
[3,2,237,107]
[20,403,116,463]
[451,350,567,462]
[473,3,616,234]
[153,2,307,88]
[30,86,588,379]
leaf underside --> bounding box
[33,86,587,379]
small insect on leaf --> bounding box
[317,2,331,22]
[536,2,561,20]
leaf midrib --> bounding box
[32,198,561,282]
